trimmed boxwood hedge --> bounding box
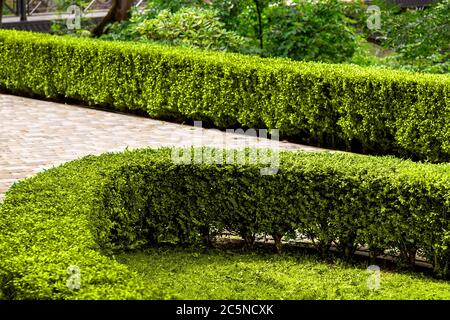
[1,148,450,299]
[0,152,160,300]
[0,30,449,161]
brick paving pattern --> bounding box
[0,94,325,201]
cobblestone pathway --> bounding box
[0,94,325,201]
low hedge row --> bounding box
[1,148,450,299]
[0,30,449,161]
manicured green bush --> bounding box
[1,148,450,300]
[0,30,449,161]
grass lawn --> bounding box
[116,247,450,300]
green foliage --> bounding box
[52,0,90,9]
[118,247,450,300]
[100,7,152,41]
[136,7,245,51]
[102,7,245,52]
[107,0,358,62]
[0,30,449,161]
[210,0,249,30]
[264,0,356,63]
[349,38,390,67]
[354,0,449,74]
[1,148,450,300]
[0,151,164,299]
[146,0,206,13]
[381,0,449,74]
[104,0,209,42]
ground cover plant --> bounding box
[356,0,449,74]
[117,247,450,300]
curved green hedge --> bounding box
[1,148,450,299]
[0,30,449,161]
[0,152,160,299]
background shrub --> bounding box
[135,7,246,51]
[102,6,246,52]
[0,152,161,299]
[98,148,450,278]
[350,0,449,74]
[264,0,356,63]
[104,0,357,60]
[381,0,449,74]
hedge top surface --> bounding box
[0,29,447,84]
[1,147,450,299]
